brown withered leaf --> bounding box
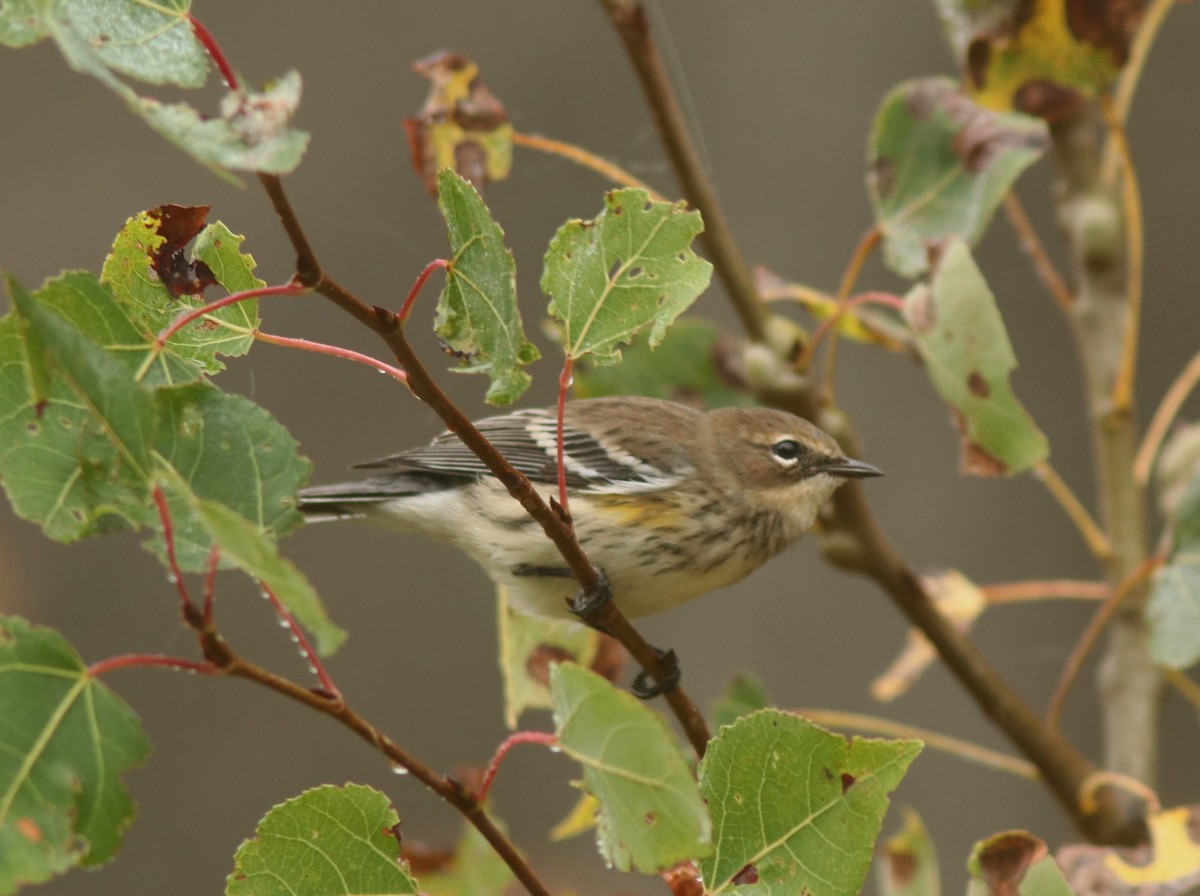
[936,0,1147,118]
[404,52,513,196]
[146,204,218,297]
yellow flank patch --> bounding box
[587,493,680,527]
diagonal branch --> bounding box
[595,1,1148,845]
[596,0,769,342]
[257,172,711,757]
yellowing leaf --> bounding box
[936,0,1146,118]
[405,52,513,196]
[1058,806,1200,896]
[550,792,600,842]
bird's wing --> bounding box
[352,408,692,493]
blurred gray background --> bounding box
[2,2,1198,893]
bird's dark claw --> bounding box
[568,568,613,625]
[631,647,681,700]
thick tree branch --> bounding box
[1050,110,1160,787]
[595,2,1149,844]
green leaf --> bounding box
[101,208,262,377]
[0,0,44,48]
[710,671,771,732]
[152,384,309,570]
[904,239,1048,476]
[543,188,713,365]
[876,808,939,896]
[4,5,308,179]
[1148,473,1200,669]
[10,276,157,476]
[1,277,308,566]
[29,0,208,87]
[136,72,310,177]
[435,169,539,405]
[226,784,417,896]
[966,831,1072,896]
[498,587,599,728]
[868,78,1048,278]
[0,289,146,542]
[697,710,921,896]
[550,663,711,873]
[572,317,751,408]
[419,822,516,896]
[0,616,151,892]
[158,466,345,656]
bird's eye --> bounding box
[771,439,803,462]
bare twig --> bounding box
[1101,0,1177,183]
[821,227,881,401]
[794,708,1039,780]
[983,580,1109,604]
[512,131,665,200]
[1046,555,1163,731]
[1133,348,1200,485]
[1003,191,1075,313]
[595,0,769,342]
[1033,460,1115,560]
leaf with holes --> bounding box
[868,78,1047,278]
[436,169,539,405]
[227,784,417,896]
[551,663,711,873]
[697,710,921,896]
[543,188,713,365]
[904,239,1048,476]
[101,207,262,378]
[0,616,151,893]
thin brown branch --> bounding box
[1033,460,1115,560]
[794,708,1039,780]
[213,646,553,896]
[1101,0,1177,183]
[982,580,1109,604]
[821,226,881,402]
[1045,555,1163,731]
[795,394,1146,845]
[1003,191,1075,313]
[256,172,711,757]
[595,0,769,342]
[512,131,665,200]
[1163,668,1200,716]
[1133,348,1200,485]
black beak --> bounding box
[823,457,883,479]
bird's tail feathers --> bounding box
[297,475,441,521]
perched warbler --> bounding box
[298,396,881,620]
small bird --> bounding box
[298,396,881,621]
